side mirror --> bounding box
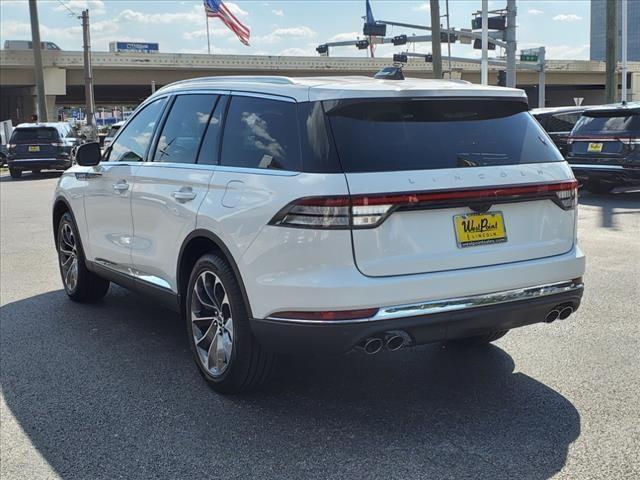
[75,142,101,166]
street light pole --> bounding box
[429,0,442,79]
[605,0,618,104]
[81,9,96,140]
[28,0,48,122]
[505,0,517,88]
[621,0,628,102]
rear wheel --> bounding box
[32,169,41,175]
[584,181,614,194]
[186,253,276,394]
[449,330,508,347]
[57,212,110,302]
[9,169,21,179]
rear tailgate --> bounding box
[10,127,60,158]
[325,97,577,277]
[346,165,576,276]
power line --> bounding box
[56,0,78,17]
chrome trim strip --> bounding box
[570,164,626,170]
[266,280,583,325]
[94,259,173,291]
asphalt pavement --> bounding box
[1,171,639,480]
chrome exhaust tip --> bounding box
[362,337,383,355]
[559,306,574,320]
[385,334,405,351]
[545,309,561,323]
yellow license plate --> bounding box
[587,142,603,153]
[28,145,40,152]
[454,212,507,248]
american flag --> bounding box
[204,0,250,46]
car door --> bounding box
[82,97,167,282]
[130,93,225,293]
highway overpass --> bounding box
[1,49,639,124]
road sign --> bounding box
[520,53,538,62]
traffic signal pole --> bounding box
[28,0,48,122]
[81,9,97,140]
[481,0,488,85]
[505,0,517,88]
[429,0,442,79]
[605,0,618,104]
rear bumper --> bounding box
[250,279,584,355]
[8,157,72,171]
[569,163,640,186]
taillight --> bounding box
[270,181,579,230]
[269,308,379,322]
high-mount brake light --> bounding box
[270,181,579,230]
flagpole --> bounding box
[205,13,211,54]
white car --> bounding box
[53,76,585,393]
[102,121,125,149]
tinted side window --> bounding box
[154,94,218,164]
[109,98,166,162]
[197,96,227,165]
[298,102,341,173]
[221,96,300,171]
[547,112,581,132]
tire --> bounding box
[584,181,614,194]
[56,212,110,302]
[32,169,41,175]
[449,330,509,347]
[9,169,22,179]
[185,253,276,394]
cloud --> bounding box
[272,9,284,17]
[545,44,589,60]
[328,31,360,42]
[528,8,544,16]
[183,28,233,40]
[225,2,248,17]
[115,9,201,25]
[53,0,106,15]
[413,3,430,12]
[258,26,316,44]
[553,14,582,22]
[279,46,317,56]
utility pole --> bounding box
[505,0,517,88]
[605,0,617,104]
[28,0,47,122]
[429,0,442,79]
[538,47,546,108]
[621,0,628,102]
[81,9,96,140]
[481,0,488,85]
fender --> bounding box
[177,229,254,319]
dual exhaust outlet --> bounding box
[545,305,575,323]
[361,332,408,355]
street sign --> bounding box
[109,42,159,53]
[520,53,539,62]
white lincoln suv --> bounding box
[53,76,585,393]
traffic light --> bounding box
[440,32,458,43]
[392,35,408,46]
[356,39,370,50]
[472,15,506,30]
[316,44,328,55]
[497,70,506,87]
[393,53,408,63]
[473,39,496,50]
[363,23,387,37]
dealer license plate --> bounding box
[454,212,507,248]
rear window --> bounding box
[10,127,59,143]
[572,111,640,137]
[324,99,563,173]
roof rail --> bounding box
[158,75,296,92]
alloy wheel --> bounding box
[190,270,234,376]
[58,222,79,292]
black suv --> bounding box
[6,123,79,179]
[531,106,586,157]
[566,103,640,194]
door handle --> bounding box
[113,181,129,192]
[171,188,197,202]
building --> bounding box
[590,0,640,61]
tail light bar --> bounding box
[270,180,578,230]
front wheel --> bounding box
[449,330,509,347]
[186,253,276,394]
[9,168,21,179]
[57,212,110,302]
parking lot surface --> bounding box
[1,172,639,480]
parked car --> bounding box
[531,106,586,157]
[53,76,585,393]
[102,121,124,149]
[4,40,61,50]
[566,102,640,193]
[7,122,79,178]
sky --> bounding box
[0,0,592,60]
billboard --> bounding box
[109,42,159,53]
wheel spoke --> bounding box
[59,246,74,256]
[194,282,216,310]
[207,329,220,371]
[196,320,217,348]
